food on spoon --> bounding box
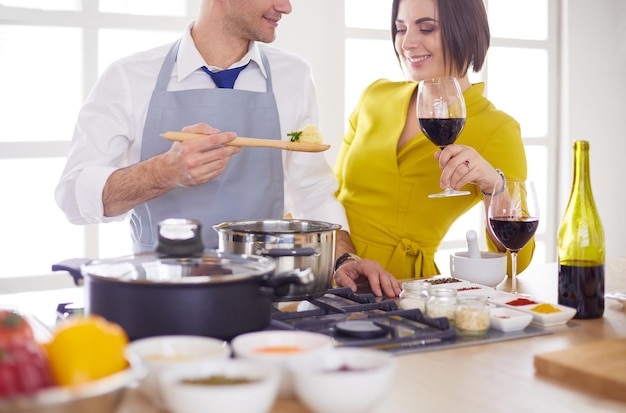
[287,124,323,144]
[0,310,54,397]
[44,315,129,386]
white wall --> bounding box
[273,0,346,164]
[564,0,626,258]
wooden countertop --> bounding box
[3,259,622,412]
[115,257,626,413]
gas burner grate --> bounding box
[269,288,456,352]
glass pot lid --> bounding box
[80,218,276,284]
[81,250,277,284]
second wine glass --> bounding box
[487,179,539,295]
[417,76,469,198]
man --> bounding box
[55,0,400,297]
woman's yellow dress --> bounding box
[334,79,534,279]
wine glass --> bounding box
[417,76,469,198]
[487,179,540,295]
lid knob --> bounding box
[156,218,204,257]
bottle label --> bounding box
[558,262,605,319]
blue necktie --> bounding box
[201,63,249,89]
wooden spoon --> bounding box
[160,132,330,153]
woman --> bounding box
[333,0,534,289]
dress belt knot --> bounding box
[388,238,439,278]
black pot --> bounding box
[52,219,312,341]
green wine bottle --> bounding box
[557,140,605,319]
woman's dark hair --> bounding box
[391,0,490,76]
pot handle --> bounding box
[262,267,314,297]
[262,247,317,257]
[51,258,90,286]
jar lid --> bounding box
[429,287,458,297]
[401,279,431,289]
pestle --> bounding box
[466,230,481,259]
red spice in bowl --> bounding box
[505,298,538,306]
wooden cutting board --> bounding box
[534,338,626,402]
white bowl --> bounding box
[489,307,533,332]
[450,251,507,287]
[159,359,280,413]
[231,330,333,398]
[127,335,230,407]
[290,348,395,413]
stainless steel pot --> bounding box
[213,219,341,300]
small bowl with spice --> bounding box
[159,358,280,413]
[231,330,334,397]
[127,335,231,408]
[489,296,577,327]
[489,307,533,332]
[289,347,395,413]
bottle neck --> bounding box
[572,141,592,197]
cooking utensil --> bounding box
[213,219,341,301]
[160,132,330,152]
[52,219,313,341]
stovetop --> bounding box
[271,288,455,351]
[55,286,553,355]
[269,287,551,355]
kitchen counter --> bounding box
[3,258,625,413]
[117,257,626,413]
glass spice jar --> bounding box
[426,287,458,322]
[399,280,431,312]
[455,295,490,336]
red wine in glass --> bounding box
[489,217,539,251]
[417,77,469,198]
[418,118,466,149]
[487,180,540,295]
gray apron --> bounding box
[131,39,284,252]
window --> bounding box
[344,0,557,268]
[0,1,191,279]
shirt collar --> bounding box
[175,22,267,81]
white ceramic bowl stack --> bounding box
[127,335,231,408]
[231,330,334,398]
[159,359,281,413]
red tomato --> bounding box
[0,311,53,397]
[0,342,54,397]
[0,310,34,348]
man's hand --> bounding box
[333,258,401,298]
[162,123,242,187]
[103,123,242,217]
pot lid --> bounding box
[81,219,276,284]
[81,250,277,284]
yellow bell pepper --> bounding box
[44,315,128,386]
